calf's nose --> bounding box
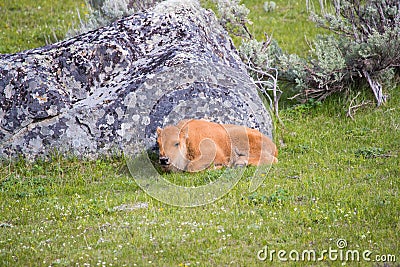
[159,156,170,165]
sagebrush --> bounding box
[280,0,400,105]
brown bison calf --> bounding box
[156,119,278,172]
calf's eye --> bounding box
[174,142,179,147]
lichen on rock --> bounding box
[0,0,273,160]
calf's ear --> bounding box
[182,126,189,139]
[156,127,163,135]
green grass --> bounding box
[0,0,86,54]
[242,0,327,55]
[1,95,399,266]
[1,0,399,266]
[202,0,328,56]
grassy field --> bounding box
[0,0,87,54]
[242,0,327,55]
[1,0,399,266]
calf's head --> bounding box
[156,125,189,172]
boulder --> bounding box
[0,0,273,160]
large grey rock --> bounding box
[0,0,273,160]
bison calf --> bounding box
[156,119,278,172]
